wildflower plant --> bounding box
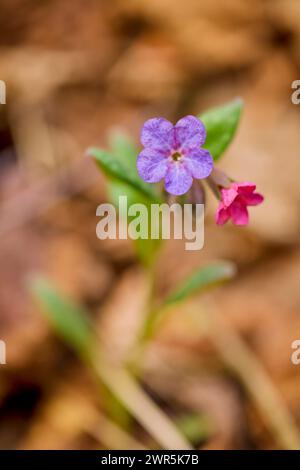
[30,99,267,450]
[87,98,264,355]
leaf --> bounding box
[164,262,236,305]
[89,136,163,266]
[108,178,151,208]
[109,130,138,173]
[87,147,159,202]
[30,277,132,428]
[199,98,243,161]
[29,277,94,359]
[108,134,163,266]
[140,262,236,342]
[30,278,191,449]
[107,179,162,266]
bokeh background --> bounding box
[0,0,300,450]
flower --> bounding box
[137,116,213,196]
[216,182,264,226]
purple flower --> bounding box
[137,116,213,196]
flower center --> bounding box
[171,150,182,161]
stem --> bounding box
[90,354,192,450]
[127,266,158,374]
[85,410,148,450]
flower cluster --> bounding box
[137,116,263,226]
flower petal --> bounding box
[174,115,206,148]
[230,201,249,225]
[137,148,168,183]
[216,204,231,225]
[164,163,193,196]
[221,186,238,208]
[184,148,213,179]
[236,182,256,193]
[240,192,264,206]
[141,118,174,151]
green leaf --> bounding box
[29,277,94,359]
[107,131,150,205]
[164,262,236,305]
[109,130,138,173]
[30,277,132,428]
[108,182,162,267]
[87,147,159,203]
[89,136,163,266]
[108,133,163,266]
[108,179,150,208]
[199,98,243,161]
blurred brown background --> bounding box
[0,0,300,450]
